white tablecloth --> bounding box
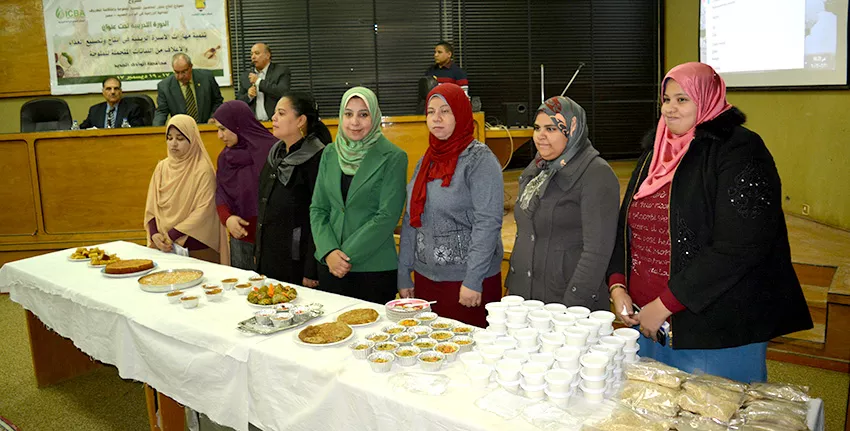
[0,241,826,431]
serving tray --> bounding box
[236,309,324,335]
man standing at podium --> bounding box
[153,53,224,126]
[236,43,291,121]
[79,77,144,129]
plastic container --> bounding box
[554,346,582,368]
[459,351,484,369]
[487,324,508,335]
[545,368,575,393]
[500,295,525,306]
[434,342,460,362]
[408,325,433,337]
[221,278,237,291]
[349,340,375,359]
[417,351,446,372]
[180,295,200,309]
[506,322,527,336]
[521,299,545,311]
[540,332,564,353]
[429,330,455,343]
[580,368,608,389]
[429,319,455,332]
[528,310,553,331]
[529,352,555,369]
[519,344,541,354]
[495,358,523,381]
[374,341,400,353]
[514,328,539,349]
[235,283,252,295]
[564,327,590,347]
[575,318,601,335]
[503,349,530,364]
[394,345,422,366]
[484,301,509,319]
[367,352,395,373]
[565,306,591,319]
[254,309,275,325]
[613,327,640,348]
[270,312,294,328]
[580,381,606,403]
[473,330,500,346]
[506,307,529,324]
[468,364,493,389]
[579,353,609,377]
[392,332,418,345]
[496,377,521,394]
[452,335,474,353]
[479,345,505,365]
[588,310,616,326]
[543,303,567,314]
[494,336,518,351]
[412,337,438,351]
[521,381,547,400]
[545,388,572,409]
[521,362,547,385]
[485,314,507,326]
[166,290,184,304]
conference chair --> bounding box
[124,94,156,126]
[20,98,73,132]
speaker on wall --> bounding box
[502,102,528,127]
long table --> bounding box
[0,241,825,431]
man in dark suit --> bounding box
[235,43,290,121]
[153,53,224,126]
[79,77,145,129]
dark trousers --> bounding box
[229,237,255,270]
[317,263,398,304]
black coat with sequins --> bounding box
[606,107,813,349]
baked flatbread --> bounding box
[298,321,353,344]
[337,308,379,325]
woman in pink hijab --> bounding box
[605,62,811,383]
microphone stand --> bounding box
[560,62,586,97]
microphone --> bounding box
[560,62,586,97]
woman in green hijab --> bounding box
[309,87,408,303]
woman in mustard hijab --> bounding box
[144,114,220,262]
[310,87,407,303]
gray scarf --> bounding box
[518,97,592,214]
[267,134,325,186]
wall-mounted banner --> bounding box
[44,0,230,94]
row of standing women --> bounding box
[143,62,812,385]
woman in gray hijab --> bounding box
[506,96,619,310]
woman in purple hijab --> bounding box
[213,100,277,269]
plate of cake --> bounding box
[101,259,157,278]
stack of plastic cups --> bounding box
[484,302,508,334]
[505,306,528,336]
[528,310,552,332]
[479,345,505,366]
[520,362,548,400]
[473,330,499,349]
[543,303,567,315]
[515,327,541,354]
[578,352,609,403]
[614,327,641,365]
[552,313,576,333]
[544,368,575,408]
[554,346,582,393]
[539,331,564,354]
[590,344,620,396]
[599,335,626,371]
[589,310,616,337]
[564,326,590,353]
[501,295,525,307]
[504,348,531,364]
[495,358,523,394]
[494,336,518,352]
[575,318,602,345]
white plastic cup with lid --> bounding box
[467,364,493,389]
[485,301,509,319]
[554,346,582,368]
[575,318,601,334]
[613,327,640,348]
[473,330,500,346]
[495,358,523,381]
[494,336,518,351]
[539,332,564,353]
[503,349,530,364]
[545,368,575,393]
[520,362,548,385]
[521,381,547,399]
[599,335,626,355]
[506,321,527,336]
[589,310,616,325]
[565,305,591,319]
[521,299,545,311]
[500,295,525,306]
[543,303,567,314]
[528,351,555,369]
[527,309,553,331]
[505,307,529,324]
[579,352,609,377]
[514,327,540,349]
[564,326,590,346]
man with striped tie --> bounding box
[79,77,144,129]
[153,53,224,126]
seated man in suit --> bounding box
[153,53,224,126]
[236,43,290,121]
[79,77,144,129]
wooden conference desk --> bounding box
[0,114,530,267]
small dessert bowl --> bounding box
[166,290,184,304]
[180,295,199,309]
[349,340,375,359]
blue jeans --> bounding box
[638,334,768,383]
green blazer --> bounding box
[310,137,408,272]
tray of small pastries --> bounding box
[137,268,205,293]
[237,303,325,335]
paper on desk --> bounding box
[173,243,189,257]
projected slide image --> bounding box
[699,0,848,87]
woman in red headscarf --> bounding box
[606,62,812,383]
[397,83,504,328]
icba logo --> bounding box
[55,7,86,19]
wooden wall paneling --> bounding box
[0,0,51,97]
[0,140,39,235]
[35,133,166,234]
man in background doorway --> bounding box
[425,41,469,97]
[236,43,291,121]
[79,77,144,129]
